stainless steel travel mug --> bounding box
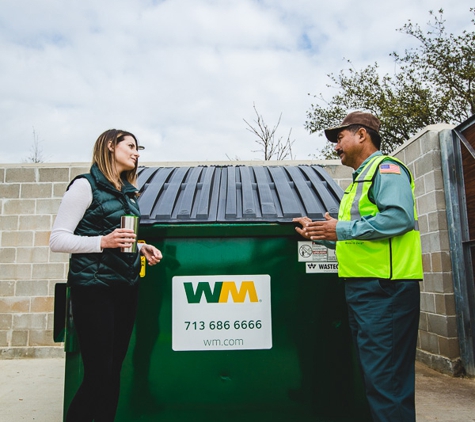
[120,215,139,253]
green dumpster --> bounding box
[59,165,371,422]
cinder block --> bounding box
[0,184,20,199]
[1,231,34,247]
[438,337,460,359]
[420,131,441,154]
[49,251,69,264]
[49,280,67,297]
[29,329,56,346]
[0,280,15,297]
[422,273,436,293]
[0,264,32,280]
[15,280,49,297]
[3,199,36,215]
[421,253,431,273]
[338,179,352,190]
[34,231,51,247]
[16,247,49,264]
[70,166,89,180]
[406,162,417,180]
[53,183,69,198]
[424,169,444,192]
[0,331,8,347]
[21,183,53,199]
[435,293,456,316]
[13,313,47,330]
[19,215,52,231]
[46,312,55,330]
[417,191,446,215]
[431,251,452,273]
[431,272,455,294]
[437,230,450,252]
[428,210,448,232]
[5,167,37,183]
[418,312,428,331]
[321,164,352,180]
[0,248,16,263]
[0,313,13,329]
[36,199,62,214]
[421,232,445,255]
[0,297,30,313]
[419,330,439,354]
[415,150,442,176]
[427,314,457,337]
[420,233,432,255]
[418,214,429,235]
[0,216,19,231]
[38,167,70,183]
[414,179,426,197]
[401,141,422,167]
[11,330,28,346]
[31,297,54,312]
[31,263,65,279]
[420,292,436,313]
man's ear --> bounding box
[358,127,367,142]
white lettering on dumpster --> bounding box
[172,275,272,351]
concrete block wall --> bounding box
[392,124,461,375]
[0,163,88,358]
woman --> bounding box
[50,129,162,422]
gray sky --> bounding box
[1,0,473,163]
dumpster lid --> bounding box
[137,165,343,224]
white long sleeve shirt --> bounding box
[49,178,103,253]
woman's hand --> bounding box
[140,244,163,266]
[101,228,136,249]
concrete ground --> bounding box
[0,358,474,422]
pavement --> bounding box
[0,358,474,422]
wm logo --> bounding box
[184,281,258,304]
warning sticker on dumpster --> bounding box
[298,241,338,273]
[172,275,272,351]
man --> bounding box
[294,111,423,422]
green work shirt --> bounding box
[324,151,415,249]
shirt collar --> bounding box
[352,151,382,181]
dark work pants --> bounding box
[345,280,420,422]
[67,285,139,422]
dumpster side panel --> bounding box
[112,234,370,422]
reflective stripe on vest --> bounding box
[336,155,423,280]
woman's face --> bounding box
[111,135,140,173]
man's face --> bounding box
[334,128,362,169]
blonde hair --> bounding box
[92,129,139,188]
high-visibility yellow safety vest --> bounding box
[337,155,423,280]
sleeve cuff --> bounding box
[336,221,354,240]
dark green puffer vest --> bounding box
[67,164,141,288]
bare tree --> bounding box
[244,104,295,160]
[24,128,46,163]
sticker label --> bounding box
[172,275,272,351]
[298,241,338,273]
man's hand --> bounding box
[293,212,338,241]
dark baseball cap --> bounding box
[324,111,381,143]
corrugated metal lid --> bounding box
[137,165,343,224]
